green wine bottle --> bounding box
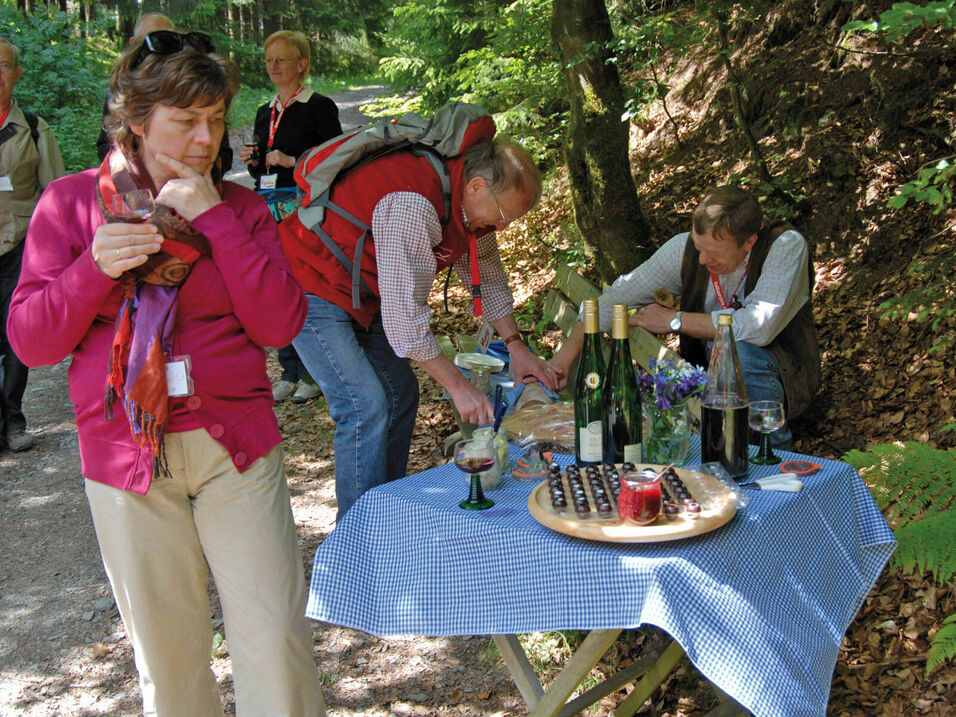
[574,299,606,466]
[603,304,642,464]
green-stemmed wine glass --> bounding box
[749,400,785,465]
[453,439,495,510]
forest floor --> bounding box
[2,10,956,716]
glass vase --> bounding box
[641,402,691,466]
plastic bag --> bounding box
[500,401,575,449]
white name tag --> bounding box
[0,176,13,192]
[165,356,194,397]
[260,173,278,190]
[476,321,494,353]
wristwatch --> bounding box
[669,310,683,333]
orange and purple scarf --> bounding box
[95,150,217,476]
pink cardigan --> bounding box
[7,169,306,494]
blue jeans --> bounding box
[735,341,793,449]
[293,294,419,520]
[276,343,313,384]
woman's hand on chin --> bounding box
[154,153,222,221]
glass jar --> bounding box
[470,427,508,490]
[641,402,691,466]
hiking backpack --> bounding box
[283,101,496,311]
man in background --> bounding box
[0,38,65,452]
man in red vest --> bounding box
[281,139,557,519]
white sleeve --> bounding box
[727,230,811,346]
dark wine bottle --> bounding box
[603,303,642,464]
[700,313,750,480]
[574,299,606,466]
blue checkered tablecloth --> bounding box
[306,445,896,717]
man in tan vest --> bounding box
[0,38,65,453]
[550,186,819,448]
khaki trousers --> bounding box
[85,429,325,717]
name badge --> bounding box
[260,173,278,190]
[0,176,13,192]
[165,355,194,397]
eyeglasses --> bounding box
[132,31,215,69]
[488,189,515,226]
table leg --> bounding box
[527,629,622,717]
[611,640,685,716]
[492,634,545,708]
[496,631,691,717]
[556,646,665,717]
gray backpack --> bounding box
[287,102,496,309]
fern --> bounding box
[927,614,956,674]
[843,442,956,528]
[890,510,956,584]
[844,441,956,675]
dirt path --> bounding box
[0,84,527,717]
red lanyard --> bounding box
[0,106,9,128]
[468,233,482,317]
[711,262,749,310]
[267,86,303,149]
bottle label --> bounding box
[585,372,601,389]
[623,443,641,464]
[579,421,603,461]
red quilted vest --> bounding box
[279,149,492,328]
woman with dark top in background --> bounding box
[239,30,342,404]
[9,32,325,715]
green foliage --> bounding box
[888,156,955,214]
[878,155,955,358]
[843,442,956,673]
[876,251,956,357]
[1,5,113,172]
[842,1,956,39]
[927,614,956,673]
[845,3,955,359]
[609,6,703,122]
[375,0,562,162]
[378,0,489,109]
[211,630,226,658]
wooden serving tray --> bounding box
[528,464,737,543]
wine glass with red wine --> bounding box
[112,189,155,223]
[453,439,495,510]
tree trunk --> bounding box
[552,0,652,284]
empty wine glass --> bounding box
[453,439,495,510]
[749,400,786,465]
[112,189,155,223]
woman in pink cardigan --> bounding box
[8,32,324,716]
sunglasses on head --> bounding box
[132,31,215,69]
